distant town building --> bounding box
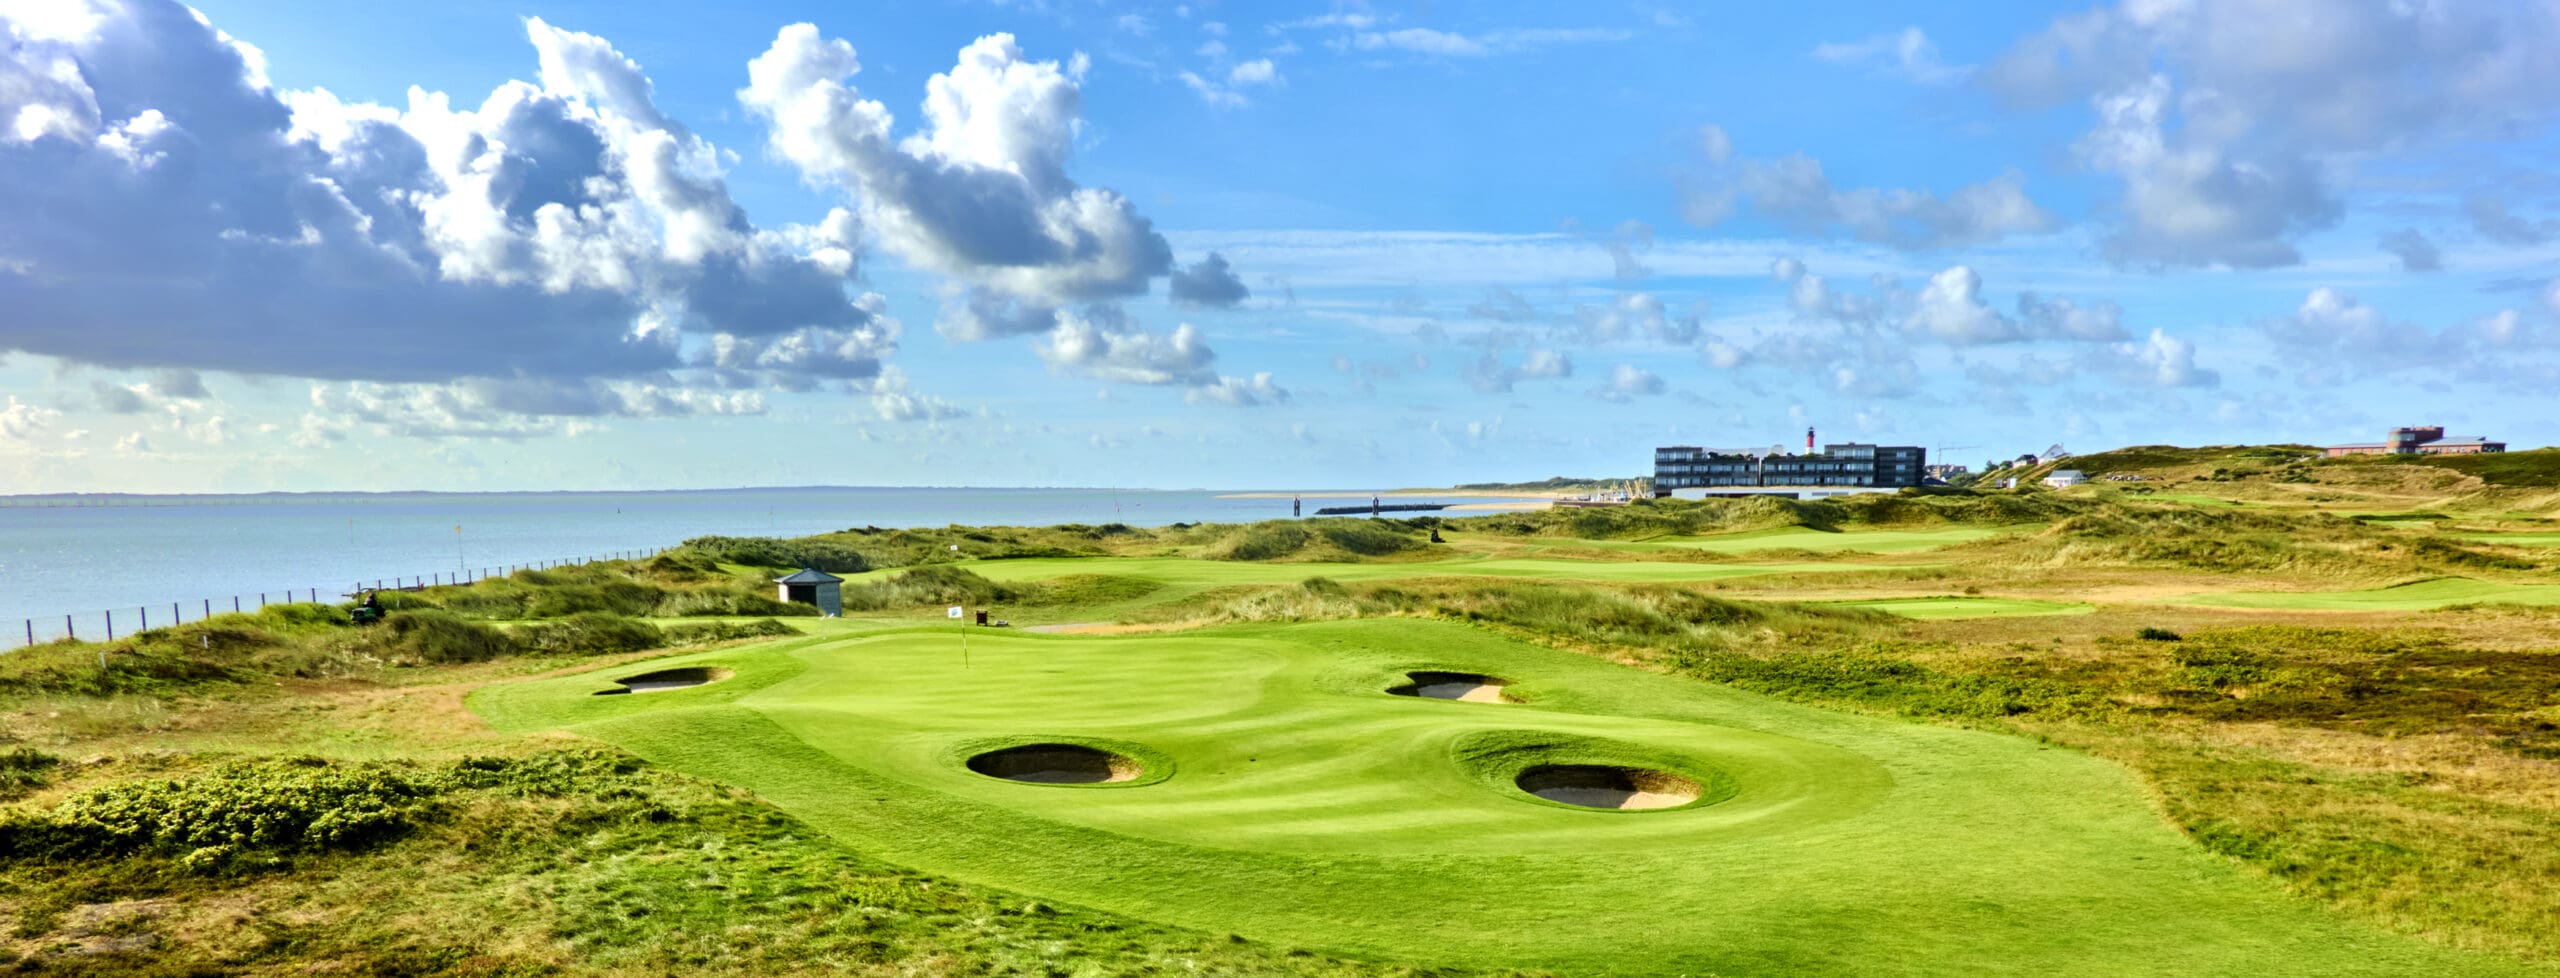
[2324,426,2504,457]
[2044,469,2086,488]
[1654,436,1925,497]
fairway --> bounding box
[472,620,2528,977]
[2459,533,2560,548]
[2183,577,2560,611]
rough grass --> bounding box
[2382,449,2560,488]
[2,749,1412,977]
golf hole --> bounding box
[592,666,727,695]
[969,744,1144,784]
[1516,764,1702,811]
[1388,671,1514,703]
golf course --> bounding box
[471,617,2528,975]
[7,454,2560,976]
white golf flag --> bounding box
[947,606,964,619]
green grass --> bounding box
[870,553,1883,622]
[946,553,1861,587]
[2382,449,2560,488]
[1652,524,2030,554]
[2184,577,2560,611]
[2460,533,2560,548]
[2142,492,2249,507]
[1819,596,2095,619]
[471,619,2532,977]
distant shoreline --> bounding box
[1216,490,1568,500]
[0,485,1573,504]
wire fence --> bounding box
[6,547,668,651]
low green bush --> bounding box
[664,619,798,645]
[654,587,817,618]
[525,581,665,618]
[638,550,724,582]
[362,610,518,664]
[368,590,441,612]
[514,613,664,656]
[838,566,1023,611]
[674,535,872,573]
[0,758,448,873]
[0,748,59,800]
[252,602,352,631]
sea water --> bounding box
[0,487,1513,646]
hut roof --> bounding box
[775,568,845,584]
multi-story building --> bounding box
[1654,433,1925,494]
[2324,426,2504,457]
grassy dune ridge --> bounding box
[1,486,2557,974]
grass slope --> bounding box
[1821,596,2095,619]
[1653,525,2032,554]
[473,619,2530,977]
[2184,577,2560,611]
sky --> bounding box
[1,0,2556,493]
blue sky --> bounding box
[2,0,2556,492]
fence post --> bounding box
[140,606,148,631]
[23,620,30,647]
[105,609,114,641]
[174,603,181,626]
[232,596,240,613]
[66,615,74,640]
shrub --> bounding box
[253,601,352,631]
[525,580,665,618]
[1214,519,1425,561]
[664,618,798,644]
[514,613,665,656]
[0,758,449,872]
[675,535,872,573]
[363,610,519,664]
[437,586,530,619]
[638,550,723,582]
[654,587,817,618]
[2137,627,2184,642]
[0,748,59,800]
[838,566,1021,611]
[368,590,442,612]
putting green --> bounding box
[2183,577,2560,611]
[1822,595,2095,619]
[1652,524,2031,554]
[473,620,2527,977]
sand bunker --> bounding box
[968,744,1144,784]
[593,667,725,695]
[1516,764,1702,810]
[1387,671,1514,703]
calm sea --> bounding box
[0,487,1518,647]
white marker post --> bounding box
[949,604,967,667]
